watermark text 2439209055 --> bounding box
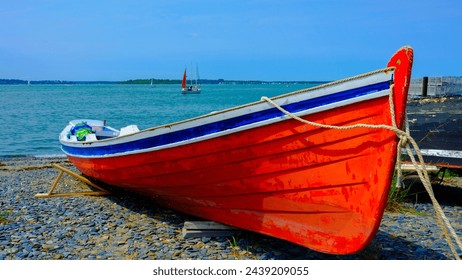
[152,265,310,277]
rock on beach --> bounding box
[0,157,461,260]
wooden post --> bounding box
[422,76,428,97]
[182,221,240,238]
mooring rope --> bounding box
[261,83,462,260]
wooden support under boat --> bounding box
[182,221,240,238]
[35,163,110,198]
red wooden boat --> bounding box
[60,46,413,254]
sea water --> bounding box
[0,83,320,157]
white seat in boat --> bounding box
[85,134,97,141]
[119,125,140,136]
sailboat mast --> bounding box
[190,63,194,87]
[196,64,200,86]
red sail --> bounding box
[181,69,187,89]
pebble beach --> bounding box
[1,157,461,260]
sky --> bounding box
[1,0,461,81]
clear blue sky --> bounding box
[1,0,460,81]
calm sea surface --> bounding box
[0,83,320,157]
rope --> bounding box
[260,84,462,260]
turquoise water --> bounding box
[0,83,319,157]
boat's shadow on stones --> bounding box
[98,183,449,260]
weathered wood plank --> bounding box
[184,221,238,230]
[182,221,240,238]
[400,163,439,172]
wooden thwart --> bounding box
[35,163,110,198]
[182,221,240,238]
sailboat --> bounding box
[181,65,201,94]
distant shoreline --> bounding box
[0,78,329,86]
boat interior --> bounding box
[66,119,140,142]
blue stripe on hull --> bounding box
[62,81,391,157]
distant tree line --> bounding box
[0,79,117,85]
[0,78,326,85]
[120,78,229,85]
[119,78,324,85]
[0,79,29,85]
[119,79,179,84]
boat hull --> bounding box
[181,88,201,94]
[61,47,413,254]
